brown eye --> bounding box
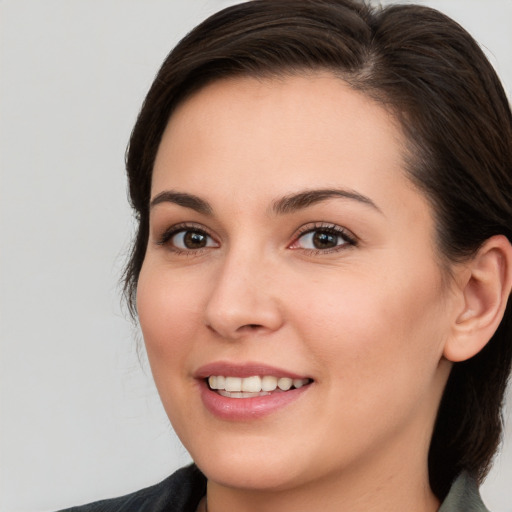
[296,229,348,250]
[183,231,207,248]
[289,225,356,252]
[170,229,218,250]
[311,231,339,249]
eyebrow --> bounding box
[149,187,381,216]
[271,188,382,215]
[150,191,213,215]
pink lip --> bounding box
[195,361,313,421]
[194,361,308,380]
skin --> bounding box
[137,74,464,512]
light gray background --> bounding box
[1,1,511,511]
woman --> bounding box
[61,0,512,510]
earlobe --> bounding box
[444,235,512,363]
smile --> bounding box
[208,375,312,398]
[196,364,313,419]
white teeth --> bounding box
[241,375,262,392]
[208,375,310,394]
[208,375,226,390]
[261,375,278,391]
[293,378,304,389]
[277,377,293,391]
[218,390,270,399]
[225,377,242,392]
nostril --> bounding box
[206,323,264,337]
[239,324,263,331]
[235,323,264,334]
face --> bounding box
[137,74,456,492]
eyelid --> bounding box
[156,222,219,249]
[288,222,358,252]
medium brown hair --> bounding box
[124,0,512,499]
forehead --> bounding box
[152,73,421,217]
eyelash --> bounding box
[156,222,358,255]
[289,223,358,254]
[156,223,218,255]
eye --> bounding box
[172,230,217,250]
[289,224,356,252]
[158,224,219,252]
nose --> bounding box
[204,252,284,339]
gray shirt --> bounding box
[439,472,489,512]
[58,465,489,511]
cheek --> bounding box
[136,262,214,445]
[297,263,448,398]
[137,263,203,371]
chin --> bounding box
[186,436,313,491]
[198,457,301,491]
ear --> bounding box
[444,235,512,362]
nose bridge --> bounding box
[205,242,283,338]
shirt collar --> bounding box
[438,472,489,512]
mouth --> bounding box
[207,375,313,398]
[196,363,314,418]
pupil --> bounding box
[184,231,206,248]
[313,231,337,249]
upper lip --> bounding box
[194,361,310,380]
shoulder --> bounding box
[56,464,206,512]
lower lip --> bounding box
[198,380,311,421]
